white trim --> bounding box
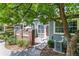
[0,25,5,33]
[53,21,55,34]
[53,49,65,54]
[37,24,44,33]
[48,21,50,36]
[54,33,75,35]
[37,24,45,38]
[53,21,76,35]
[54,41,65,53]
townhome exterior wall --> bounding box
[48,21,54,40]
[77,20,79,30]
[48,19,78,52]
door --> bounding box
[37,25,44,38]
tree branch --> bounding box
[23,4,32,19]
[51,13,79,20]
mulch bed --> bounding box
[40,45,66,56]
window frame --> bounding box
[53,21,77,35]
[37,24,45,38]
[0,25,5,33]
[38,24,44,34]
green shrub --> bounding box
[6,36,16,45]
[48,39,54,48]
[16,39,30,48]
[4,35,9,41]
[22,40,30,47]
[0,35,4,39]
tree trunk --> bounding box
[59,3,79,56]
[32,29,35,45]
[59,3,70,39]
[59,3,71,55]
[67,31,79,55]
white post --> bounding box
[61,36,64,52]
[4,25,6,33]
[54,41,56,51]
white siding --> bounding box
[48,21,54,40]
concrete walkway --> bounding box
[0,39,47,56]
[11,37,47,56]
[0,40,11,56]
[11,43,47,56]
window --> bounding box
[55,22,63,33]
[14,26,21,32]
[0,25,5,33]
[68,21,77,33]
[38,25,44,38]
[38,25,44,33]
[55,20,77,34]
